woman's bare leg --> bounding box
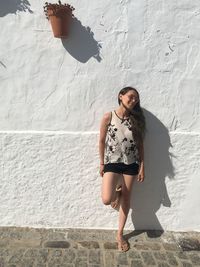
[117,174,137,250]
[101,172,121,205]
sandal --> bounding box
[111,185,122,211]
[116,237,130,252]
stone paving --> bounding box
[0,227,200,267]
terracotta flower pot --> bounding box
[44,1,75,39]
[47,9,72,38]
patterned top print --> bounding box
[104,111,140,165]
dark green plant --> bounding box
[43,0,75,19]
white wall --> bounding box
[0,0,200,231]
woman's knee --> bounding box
[101,195,112,205]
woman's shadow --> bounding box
[0,0,33,17]
[127,108,175,238]
[61,17,102,63]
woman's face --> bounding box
[119,90,139,109]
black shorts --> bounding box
[104,162,139,176]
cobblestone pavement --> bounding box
[0,227,200,267]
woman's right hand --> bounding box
[99,164,105,177]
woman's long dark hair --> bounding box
[118,87,146,148]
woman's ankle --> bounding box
[117,231,123,238]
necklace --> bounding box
[114,110,130,121]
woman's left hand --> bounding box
[137,167,145,182]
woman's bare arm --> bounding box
[138,141,145,181]
[139,141,144,167]
[99,112,111,164]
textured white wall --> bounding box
[0,0,200,231]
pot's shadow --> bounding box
[0,0,33,17]
[129,108,175,233]
[61,18,102,63]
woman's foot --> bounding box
[116,235,130,252]
[111,185,122,210]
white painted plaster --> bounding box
[0,0,200,231]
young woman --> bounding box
[99,87,146,252]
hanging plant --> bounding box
[44,1,75,38]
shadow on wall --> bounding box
[130,108,175,232]
[0,61,6,68]
[61,18,102,63]
[0,0,33,17]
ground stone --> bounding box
[188,252,200,265]
[0,228,200,267]
[77,249,88,258]
[178,238,200,251]
[78,241,99,249]
[104,242,117,249]
[8,255,22,264]
[145,242,161,250]
[50,249,63,257]
[0,249,9,257]
[133,243,149,250]
[116,252,128,265]
[141,251,156,265]
[176,251,188,260]
[33,264,46,267]
[104,251,115,267]
[131,260,144,267]
[44,241,70,248]
[47,256,63,265]
[74,257,88,267]
[163,243,180,251]
[89,250,101,264]
[0,240,9,248]
[153,251,167,260]
[157,263,170,267]
[20,258,34,267]
[0,258,5,267]
[62,249,76,263]
[181,261,193,267]
[166,252,179,266]
[46,231,66,241]
[128,250,141,259]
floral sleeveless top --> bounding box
[104,110,140,165]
